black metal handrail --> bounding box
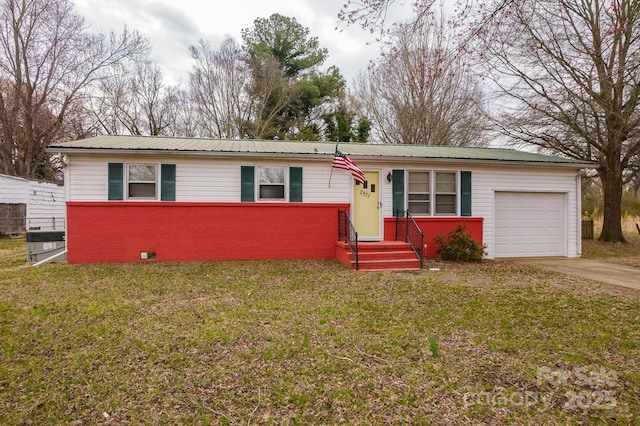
[405,211,424,268]
[394,209,404,241]
[338,209,359,270]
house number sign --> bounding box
[358,182,375,198]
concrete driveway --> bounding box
[514,258,640,291]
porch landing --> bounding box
[335,240,422,271]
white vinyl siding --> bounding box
[305,164,350,203]
[27,181,65,230]
[0,174,65,231]
[178,161,237,202]
[0,174,29,204]
[68,157,109,201]
[66,156,351,203]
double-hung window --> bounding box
[241,166,303,202]
[408,171,430,214]
[435,171,456,215]
[108,162,176,201]
[406,170,457,216]
[258,167,286,200]
[128,164,157,199]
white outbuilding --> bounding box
[0,173,65,235]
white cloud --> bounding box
[73,0,403,86]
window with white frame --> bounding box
[128,164,157,199]
[435,171,457,215]
[408,171,430,214]
[407,170,457,216]
[259,167,285,200]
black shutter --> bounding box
[241,166,255,202]
[108,163,124,200]
[392,169,405,217]
[160,164,176,201]
[289,167,303,202]
[460,171,472,216]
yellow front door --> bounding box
[353,171,381,240]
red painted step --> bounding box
[335,241,422,271]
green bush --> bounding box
[434,224,486,262]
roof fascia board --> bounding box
[348,155,596,169]
[47,147,597,168]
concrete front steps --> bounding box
[335,240,422,271]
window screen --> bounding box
[259,167,285,200]
[128,164,157,199]
[435,171,456,215]
[408,171,430,215]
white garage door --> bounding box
[494,192,566,258]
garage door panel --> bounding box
[495,192,565,258]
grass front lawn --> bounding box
[1,242,639,424]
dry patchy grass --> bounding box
[0,242,639,424]
[582,216,640,266]
[0,238,28,270]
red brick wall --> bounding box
[66,202,349,264]
[384,217,484,258]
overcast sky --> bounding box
[73,0,411,86]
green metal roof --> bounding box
[49,135,595,167]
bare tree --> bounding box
[167,88,200,138]
[90,67,135,135]
[0,0,148,179]
[339,0,438,34]
[475,0,640,242]
[60,97,99,141]
[189,37,249,139]
[132,62,177,136]
[91,61,177,136]
[353,12,488,146]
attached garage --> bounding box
[494,192,566,258]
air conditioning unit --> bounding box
[26,231,66,263]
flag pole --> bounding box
[328,142,338,187]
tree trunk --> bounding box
[599,168,626,242]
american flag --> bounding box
[332,148,365,184]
